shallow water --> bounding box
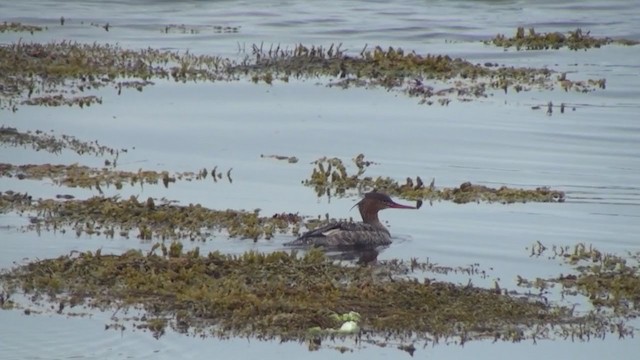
[1,0,640,358]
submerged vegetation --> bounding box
[1,126,125,158]
[0,191,301,241]
[0,246,635,348]
[523,242,640,317]
[303,154,565,204]
[261,154,300,164]
[163,24,240,34]
[0,163,230,190]
[0,37,609,111]
[487,27,639,51]
[0,41,230,111]
[0,125,566,241]
[232,43,603,103]
[0,127,231,190]
[0,21,43,34]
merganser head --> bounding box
[351,191,417,215]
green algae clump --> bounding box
[303,154,565,204]
[523,243,640,320]
[0,22,43,34]
[234,43,579,103]
[1,40,609,111]
[0,248,620,344]
[0,41,229,111]
[487,27,639,51]
[0,192,300,241]
[0,126,124,158]
[0,163,228,190]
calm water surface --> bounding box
[1,0,640,358]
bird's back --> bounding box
[285,221,391,248]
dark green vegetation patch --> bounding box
[0,192,300,241]
[0,127,232,189]
[0,126,124,158]
[236,43,602,104]
[304,154,565,204]
[1,126,567,242]
[0,21,43,34]
[523,242,640,318]
[0,41,229,111]
[0,40,606,111]
[0,247,630,345]
[0,163,229,191]
[486,27,639,51]
[163,24,240,34]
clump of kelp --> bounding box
[0,41,230,111]
[162,24,240,34]
[0,40,608,111]
[486,27,639,51]
[0,127,235,189]
[261,153,299,163]
[235,43,600,103]
[521,242,640,319]
[0,247,628,346]
[21,94,103,108]
[0,126,125,158]
[0,163,231,190]
[303,154,565,204]
[0,21,43,34]
[0,192,300,241]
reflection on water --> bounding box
[1,0,640,358]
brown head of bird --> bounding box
[351,191,417,229]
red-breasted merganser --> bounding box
[285,191,418,248]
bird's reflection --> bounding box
[324,247,381,265]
